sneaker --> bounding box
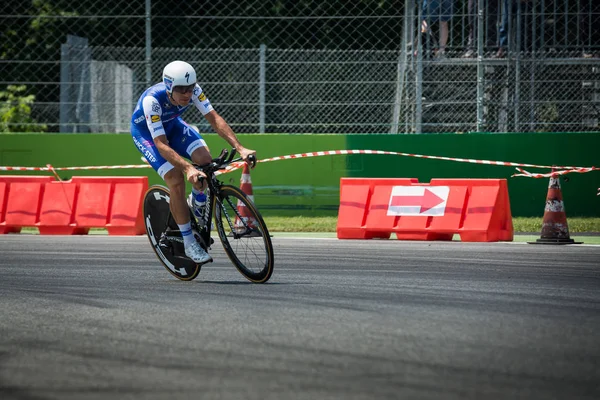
[184,241,212,264]
[187,192,206,220]
[433,50,447,61]
[461,49,475,58]
[492,48,505,59]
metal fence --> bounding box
[1,0,599,134]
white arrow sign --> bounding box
[387,186,449,216]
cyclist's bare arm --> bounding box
[204,111,256,164]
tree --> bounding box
[0,85,47,132]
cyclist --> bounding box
[130,60,256,264]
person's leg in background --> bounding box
[486,0,501,55]
[464,0,501,57]
[419,0,439,56]
[580,0,599,58]
[496,0,513,57]
[462,0,476,58]
[592,0,600,57]
[437,21,449,57]
[519,0,535,55]
[434,0,454,58]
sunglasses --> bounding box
[173,84,195,94]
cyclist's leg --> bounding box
[131,124,188,223]
[169,118,212,219]
[163,170,189,225]
[187,125,211,166]
[131,124,175,181]
[133,124,210,264]
[168,117,212,188]
[167,118,216,255]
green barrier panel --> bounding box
[0,132,597,217]
[217,134,347,216]
[0,133,346,217]
[346,132,598,217]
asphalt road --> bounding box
[1,235,599,400]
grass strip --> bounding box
[14,217,600,236]
[263,216,600,234]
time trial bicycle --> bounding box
[142,148,274,283]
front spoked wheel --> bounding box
[214,185,274,283]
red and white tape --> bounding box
[0,149,596,179]
[0,164,151,172]
[254,149,585,170]
[512,167,599,178]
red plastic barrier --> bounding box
[0,176,55,234]
[38,181,86,235]
[0,182,6,233]
[0,175,148,235]
[71,177,147,235]
[337,178,513,242]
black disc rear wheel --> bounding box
[214,185,274,283]
[143,185,201,281]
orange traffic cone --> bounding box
[234,163,258,233]
[239,163,255,204]
[528,174,581,245]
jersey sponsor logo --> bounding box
[133,136,157,163]
[203,101,211,108]
[199,92,207,101]
[151,100,160,113]
[193,86,200,96]
[151,115,160,123]
[134,115,144,124]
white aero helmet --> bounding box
[162,61,197,93]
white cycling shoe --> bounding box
[184,241,212,264]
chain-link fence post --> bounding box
[476,0,484,132]
[415,1,423,134]
[259,44,266,134]
[514,3,521,132]
[391,1,412,135]
[145,0,152,88]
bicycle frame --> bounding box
[160,148,256,251]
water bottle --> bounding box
[194,191,206,208]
